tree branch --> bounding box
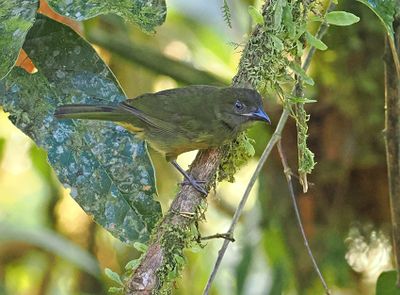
[85,29,226,86]
[126,0,332,293]
[127,148,222,294]
[384,13,400,286]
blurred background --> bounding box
[0,0,393,294]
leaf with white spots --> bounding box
[0,14,161,244]
[0,0,38,80]
[47,0,166,32]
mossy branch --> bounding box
[126,0,320,293]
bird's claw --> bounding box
[181,178,208,195]
[180,180,206,185]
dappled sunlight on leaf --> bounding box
[0,0,38,79]
[0,15,161,243]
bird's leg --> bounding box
[170,160,208,195]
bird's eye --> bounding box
[235,100,244,111]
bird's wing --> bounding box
[118,102,176,135]
[120,87,221,137]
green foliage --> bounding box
[105,268,125,294]
[0,15,161,244]
[0,0,167,83]
[357,0,395,38]
[294,102,316,190]
[221,0,232,28]
[105,268,124,286]
[234,0,309,90]
[109,286,124,294]
[0,222,101,277]
[218,132,255,182]
[133,242,148,253]
[376,271,399,295]
[47,0,166,32]
[289,62,314,85]
[248,6,265,25]
[326,11,360,26]
[0,0,38,80]
[155,209,205,295]
[125,258,142,271]
[305,31,327,51]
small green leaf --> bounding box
[47,0,166,32]
[125,259,141,271]
[167,267,179,280]
[309,15,324,22]
[221,0,232,28]
[273,0,285,29]
[248,6,264,25]
[0,0,38,79]
[174,254,186,266]
[288,96,317,104]
[296,40,304,57]
[376,270,398,295]
[357,0,395,39]
[271,35,284,51]
[326,11,360,26]
[104,268,124,286]
[305,31,328,50]
[282,4,295,38]
[289,62,314,85]
[133,242,148,253]
[109,287,124,294]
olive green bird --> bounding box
[55,85,270,195]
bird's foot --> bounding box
[170,160,208,196]
[180,177,208,196]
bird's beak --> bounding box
[243,107,271,124]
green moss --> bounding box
[231,0,317,189]
[218,132,255,182]
[153,205,205,295]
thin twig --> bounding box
[277,141,331,295]
[203,2,335,293]
[388,36,400,79]
[203,109,289,295]
[201,233,235,242]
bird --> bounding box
[54,85,270,195]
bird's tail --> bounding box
[54,104,128,122]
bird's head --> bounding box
[216,87,271,131]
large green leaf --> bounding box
[357,0,396,39]
[0,14,161,244]
[47,0,166,32]
[376,270,398,295]
[0,137,5,163]
[0,222,101,277]
[0,0,38,80]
